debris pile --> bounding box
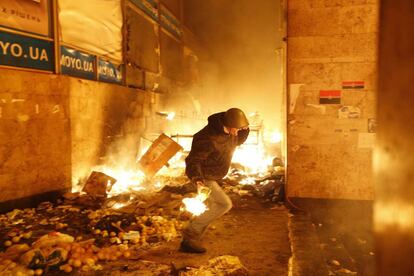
[0,194,184,275]
[0,155,285,274]
[222,157,285,201]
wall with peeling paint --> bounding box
[287,0,378,199]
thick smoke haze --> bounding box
[166,0,286,145]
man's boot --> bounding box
[180,238,206,253]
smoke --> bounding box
[172,0,285,140]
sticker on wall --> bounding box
[342,81,365,89]
[368,118,377,133]
[289,83,304,114]
[319,90,341,104]
[338,106,361,119]
[60,46,96,80]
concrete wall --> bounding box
[287,0,378,199]
[0,70,71,203]
[375,1,414,275]
[0,68,153,207]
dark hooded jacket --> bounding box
[185,112,249,181]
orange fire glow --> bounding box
[182,189,209,216]
[232,144,273,175]
[75,125,283,215]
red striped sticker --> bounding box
[342,81,365,89]
[319,90,341,104]
[319,90,341,97]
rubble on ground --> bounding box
[222,161,285,201]
[0,160,285,275]
[178,255,248,276]
[0,186,187,274]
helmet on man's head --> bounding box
[223,108,249,128]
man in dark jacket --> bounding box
[180,108,250,253]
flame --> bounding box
[232,144,272,174]
[94,166,146,196]
[182,194,208,216]
[166,112,175,121]
[239,176,256,185]
[182,188,210,216]
[269,130,283,144]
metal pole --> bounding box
[52,0,60,74]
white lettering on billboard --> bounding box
[61,54,93,72]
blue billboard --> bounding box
[0,30,54,71]
[60,46,96,80]
[98,59,122,84]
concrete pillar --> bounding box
[375,0,414,275]
[287,0,378,199]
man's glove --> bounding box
[191,177,205,186]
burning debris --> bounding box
[82,171,117,199]
[0,129,286,274]
[137,133,183,178]
[222,157,285,201]
[0,166,285,274]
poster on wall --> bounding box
[98,58,122,84]
[60,46,96,80]
[58,0,123,62]
[0,0,50,37]
[0,30,53,71]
